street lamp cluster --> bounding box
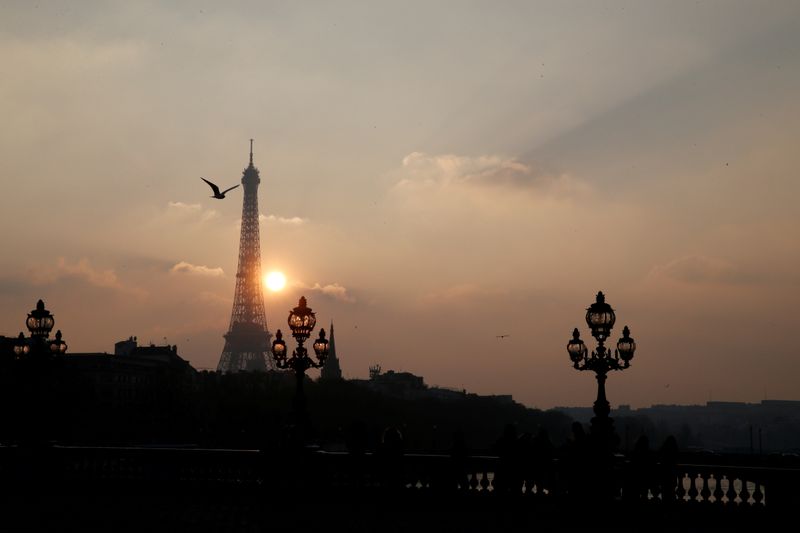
[272,296,329,426]
[567,292,636,446]
[14,300,67,357]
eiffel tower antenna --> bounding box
[217,141,274,372]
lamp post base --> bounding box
[589,415,619,451]
[590,374,619,453]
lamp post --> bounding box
[567,291,636,448]
[15,300,67,359]
[14,299,68,446]
[272,296,329,429]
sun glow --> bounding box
[264,271,286,292]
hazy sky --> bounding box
[2,1,799,409]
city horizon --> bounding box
[5,300,799,412]
[4,290,800,411]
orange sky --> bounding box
[1,1,799,408]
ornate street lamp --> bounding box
[567,292,636,447]
[272,296,329,427]
[17,300,68,358]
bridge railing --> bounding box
[2,446,798,511]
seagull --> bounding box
[201,177,239,199]
[496,334,510,339]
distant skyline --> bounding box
[1,1,799,409]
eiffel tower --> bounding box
[217,141,274,373]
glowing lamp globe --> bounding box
[287,296,317,342]
[567,328,587,365]
[50,330,68,354]
[313,328,329,362]
[26,299,55,339]
[585,291,616,342]
[14,332,29,356]
[616,326,636,363]
[272,330,287,362]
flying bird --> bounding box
[496,334,510,339]
[201,177,239,199]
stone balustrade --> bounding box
[1,446,798,513]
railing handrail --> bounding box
[4,445,800,472]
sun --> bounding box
[264,271,286,292]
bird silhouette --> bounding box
[201,177,239,199]
[496,334,510,339]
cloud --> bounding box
[294,281,355,303]
[259,214,307,225]
[170,261,225,277]
[27,257,145,296]
[167,201,218,221]
[168,201,201,211]
[394,152,587,196]
[650,255,752,285]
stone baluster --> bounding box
[726,476,739,505]
[739,478,752,506]
[699,472,711,503]
[752,480,764,507]
[456,471,468,492]
[480,471,491,492]
[408,470,419,490]
[422,471,432,490]
[712,474,725,504]
[687,471,700,503]
[676,472,687,502]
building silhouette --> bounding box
[350,364,514,404]
[66,337,195,408]
[217,141,274,373]
[320,322,342,380]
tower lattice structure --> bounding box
[217,141,274,373]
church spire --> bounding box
[320,320,342,380]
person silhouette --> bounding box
[657,435,679,504]
[562,422,588,500]
[493,423,523,495]
[345,420,369,489]
[378,426,405,490]
[380,425,405,456]
[531,427,555,497]
[517,431,535,495]
[626,434,654,502]
[448,429,469,493]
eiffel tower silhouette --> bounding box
[217,141,274,372]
